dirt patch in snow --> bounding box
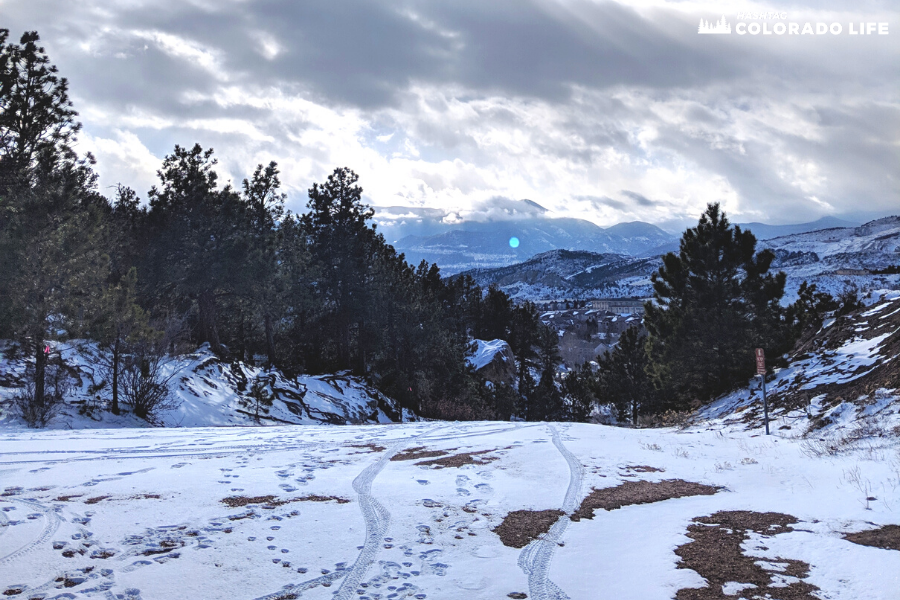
[416,449,500,469]
[221,494,350,509]
[493,509,564,548]
[55,494,83,502]
[571,480,719,521]
[222,495,277,508]
[674,510,818,600]
[844,524,900,551]
[84,495,111,505]
[347,443,386,453]
[623,465,665,473]
[391,446,452,461]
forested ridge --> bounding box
[0,30,850,427]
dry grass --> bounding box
[843,524,900,551]
[675,511,818,600]
[571,480,720,521]
[493,509,564,548]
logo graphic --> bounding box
[698,17,732,34]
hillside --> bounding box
[0,343,405,429]
[395,218,674,274]
[699,289,900,441]
[463,216,900,302]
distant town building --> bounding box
[591,298,648,314]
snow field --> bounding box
[1,422,898,599]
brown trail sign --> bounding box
[756,348,769,435]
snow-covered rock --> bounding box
[467,339,517,386]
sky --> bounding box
[3,0,898,232]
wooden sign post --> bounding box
[755,348,769,435]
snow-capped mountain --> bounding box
[394,218,674,274]
[462,216,900,302]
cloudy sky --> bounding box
[3,0,898,231]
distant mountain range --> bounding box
[456,216,900,302]
[393,218,672,273]
[379,205,864,275]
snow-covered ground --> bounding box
[0,343,403,429]
[1,421,898,599]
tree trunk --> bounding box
[111,337,120,415]
[264,310,276,368]
[198,289,222,352]
[34,337,46,409]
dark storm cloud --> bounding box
[0,0,896,226]
[620,190,658,207]
[3,0,761,113]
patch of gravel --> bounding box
[493,509,564,549]
[390,446,452,461]
[571,479,719,521]
[416,449,499,469]
[675,510,819,600]
[844,524,900,551]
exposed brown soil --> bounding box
[571,480,719,521]
[222,495,276,508]
[843,524,900,551]
[391,446,452,461]
[623,465,664,473]
[143,539,184,555]
[675,510,819,600]
[3,588,23,596]
[221,494,350,509]
[84,496,110,505]
[294,494,350,504]
[54,495,83,502]
[129,494,161,500]
[347,443,386,453]
[493,509,564,548]
[416,449,499,469]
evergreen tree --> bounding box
[144,144,243,352]
[597,325,654,425]
[0,30,107,417]
[644,203,788,408]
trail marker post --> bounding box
[755,348,769,435]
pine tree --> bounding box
[0,30,107,420]
[644,203,788,408]
[597,325,654,425]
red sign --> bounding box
[755,348,765,375]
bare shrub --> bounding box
[120,342,178,422]
[14,362,70,428]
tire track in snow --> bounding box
[517,424,583,600]
[0,497,61,565]
[332,427,442,600]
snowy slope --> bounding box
[0,342,403,430]
[462,216,900,303]
[0,421,897,599]
[698,289,900,442]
